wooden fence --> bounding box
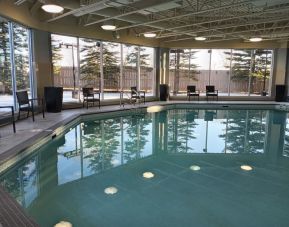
[54,66,154,91]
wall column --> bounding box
[32,29,53,98]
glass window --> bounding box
[79,38,101,97]
[13,24,31,95]
[229,49,251,96]
[210,49,231,96]
[51,34,79,102]
[140,46,154,96]
[103,41,121,100]
[169,49,201,95]
[0,18,12,106]
[123,44,138,92]
[251,49,272,96]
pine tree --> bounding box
[225,49,272,94]
[103,42,120,90]
[13,24,30,91]
[51,35,63,75]
[170,49,199,95]
[79,39,101,87]
[0,21,11,93]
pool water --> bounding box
[1,108,289,227]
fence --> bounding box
[54,66,154,92]
[169,69,269,94]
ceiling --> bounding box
[14,0,289,43]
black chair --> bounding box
[131,86,146,103]
[0,106,16,133]
[82,87,100,109]
[187,85,200,101]
[206,85,218,101]
[16,90,45,122]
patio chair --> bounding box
[82,87,100,109]
[16,90,45,122]
[187,85,200,101]
[131,86,146,103]
[206,85,218,101]
[0,106,16,133]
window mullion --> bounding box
[8,22,17,109]
[100,41,104,100]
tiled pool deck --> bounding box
[0,100,287,226]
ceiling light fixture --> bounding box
[195,36,206,41]
[101,21,116,31]
[41,4,64,14]
[249,37,263,42]
[144,33,157,38]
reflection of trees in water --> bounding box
[220,110,266,153]
[167,109,198,153]
[123,114,152,162]
[283,119,289,157]
[0,157,37,207]
[82,118,121,173]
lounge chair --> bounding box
[187,85,200,101]
[206,85,218,101]
[16,90,45,121]
[131,86,146,103]
[0,106,16,133]
[82,87,100,109]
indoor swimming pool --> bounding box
[1,107,289,226]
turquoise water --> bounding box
[1,108,289,226]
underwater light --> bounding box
[240,165,253,171]
[190,165,201,171]
[104,186,118,195]
[147,105,164,113]
[143,171,155,179]
[54,221,72,227]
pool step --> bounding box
[0,185,39,227]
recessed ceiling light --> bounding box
[104,186,118,195]
[195,37,206,41]
[143,171,155,179]
[101,25,116,31]
[190,165,201,171]
[249,37,262,42]
[42,4,64,14]
[54,221,72,227]
[144,33,157,38]
[240,165,253,171]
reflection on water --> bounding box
[1,108,289,226]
